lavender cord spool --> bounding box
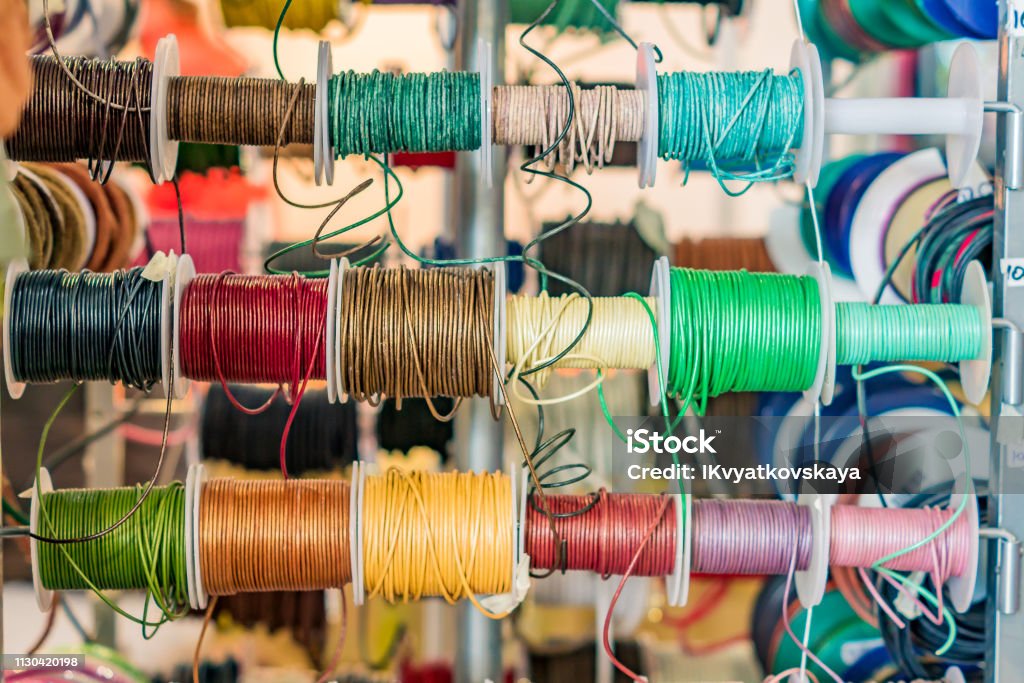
[691,500,812,575]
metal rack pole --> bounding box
[452,0,506,681]
[988,5,1024,680]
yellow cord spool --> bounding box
[361,469,513,615]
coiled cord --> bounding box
[9,267,163,389]
[835,303,983,366]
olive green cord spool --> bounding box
[835,302,983,366]
[667,268,821,413]
[657,70,804,190]
[38,484,189,624]
[328,70,481,158]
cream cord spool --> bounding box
[493,84,643,175]
[506,293,656,395]
[198,478,351,595]
[362,469,513,616]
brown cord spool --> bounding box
[6,56,153,165]
[339,265,495,412]
[199,478,351,595]
[167,76,315,147]
[673,237,776,272]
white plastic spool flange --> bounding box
[356,461,368,605]
[518,468,527,570]
[508,462,517,591]
[192,463,208,609]
[184,463,198,609]
[30,467,55,611]
[335,257,349,403]
[789,40,815,185]
[947,491,980,613]
[820,262,838,406]
[647,256,671,407]
[172,254,196,399]
[666,490,692,607]
[158,258,173,395]
[348,461,362,605]
[315,41,335,186]
[493,262,507,405]
[4,258,29,399]
[803,261,831,404]
[477,38,493,189]
[945,667,966,683]
[960,260,992,406]
[806,42,826,188]
[636,43,659,189]
[326,259,339,403]
[795,492,831,607]
[152,35,181,184]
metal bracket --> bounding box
[981,527,1022,615]
[987,101,1024,190]
[994,318,1024,406]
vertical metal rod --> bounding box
[453,0,506,681]
[988,6,1024,680]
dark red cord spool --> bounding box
[180,273,328,386]
[526,491,677,577]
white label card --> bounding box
[1001,258,1024,287]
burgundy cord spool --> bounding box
[179,273,327,385]
[691,499,812,575]
[525,491,677,577]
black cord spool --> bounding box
[201,383,357,473]
[538,219,658,297]
[376,397,454,460]
[9,268,163,390]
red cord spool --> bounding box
[525,491,677,577]
[180,273,327,386]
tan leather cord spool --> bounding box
[199,478,351,595]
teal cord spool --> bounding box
[657,70,804,190]
[328,70,481,159]
[835,302,983,366]
[667,268,822,412]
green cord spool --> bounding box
[328,70,481,159]
[835,302,983,366]
[657,70,804,187]
[509,0,619,31]
[38,484,189,618]
[667,268,822,411]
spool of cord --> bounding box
[201,384,357,474]
[37,484,189,622]
[674,237,777,272]
[338,265,494,407]
[199,478,351,595]
[913,195,992,305]
[362,469,512,603]
[9,268,163,389]
[692,499,811,575]
[835,302,983,366]
[179,272,328,385]
[539,220,659,297]
[328,71,481,159]
[7,56,153,170]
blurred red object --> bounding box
[139,0,247,77]
[147,168,265,219]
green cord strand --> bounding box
[667,268,821,413]
[835,302,983,366]
[658,70,804,195]
[38,484,189,633]
[328,70,481,159]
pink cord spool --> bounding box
[691,500,813,575]
[830,504,970,579]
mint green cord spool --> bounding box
[328,70,481,159]
[666,268,822,413]
[657,70,804,191]
[37,484,189,627]
[835,302,983,366]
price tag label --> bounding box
[1010,0,1024,36]
[1001,258,1024,286]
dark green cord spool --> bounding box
[37,484,188,616]
[328,70,481,159]
[9,268,163,390]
